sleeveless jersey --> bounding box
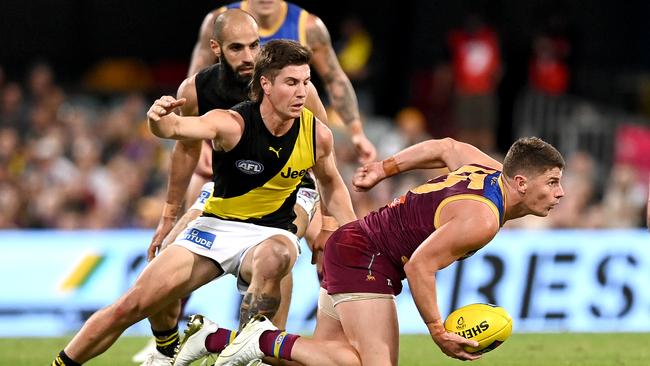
[195,63,248,114]
[359,164,506,271]
[224,1,309,46]
[203,100,317,232]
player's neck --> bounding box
[501,176,527,221]
[259,98,295,136]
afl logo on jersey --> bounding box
[236,160,264,175]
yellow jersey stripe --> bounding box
[204,108,315,221]
[298,10,309,46]
[433,194,501,229]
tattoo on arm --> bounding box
[306,21,360,125]
[239,292,281,329]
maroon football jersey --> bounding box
[359,164,506,275]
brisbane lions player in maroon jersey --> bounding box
[172,136,564,366]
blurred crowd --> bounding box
[0,63,170,229]
[1,10,649,230]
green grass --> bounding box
[4,333,649,365]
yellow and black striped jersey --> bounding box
[203,101,316,233]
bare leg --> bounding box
[272,273,293,329]
[64,246,221,363]
[288,311,361,366]
[336,298,399,366]
[238,235,299,328]
[148,298,182,331]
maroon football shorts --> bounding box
[322,221,403,296]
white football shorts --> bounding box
[172,215,300,293]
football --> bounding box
[444,303,513,354]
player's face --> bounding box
[248,0,281,17]
[523,167,564,216]
[265,64,310,119]
[220,27,260,79]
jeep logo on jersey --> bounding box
[280,167,307,179]
[236,160,264,175]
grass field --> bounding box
[4,333,650,365]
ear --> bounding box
[210,39,221,59]
[513,174,528,195]
[260,75,272,95]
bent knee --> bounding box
[252,240,294,278]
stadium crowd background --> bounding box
[2,0,650,230]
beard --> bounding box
[216,57,253,104]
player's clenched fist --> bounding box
[147,96,186,122]
[352,161,385,192]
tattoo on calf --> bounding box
[239,292,281,329]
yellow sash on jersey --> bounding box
[203,108,315,220]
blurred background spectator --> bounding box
[447,13,502,153]
[1,0,649,230]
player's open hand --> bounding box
[351,132,377,164]
[352,161,385,192]
[147,96,187,122]
[432,330,482,361]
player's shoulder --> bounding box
[303,11,326,31]
[302,11,331,44]
[177,73,199,101]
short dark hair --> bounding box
[249,39,312,102]
[503,137,565,177]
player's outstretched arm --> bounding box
[404,201,498,361]
[148,78,203,260]
[306,15,376,163]
[352,138,502,192]
[148,97,241,141]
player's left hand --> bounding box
[352,161,385,192]
[351,131,377,164]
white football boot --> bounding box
[214,315,277,366]
[132,338,157,363]
[140,349,173,366]
[172,314,219,366]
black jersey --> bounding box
[195,63,249,115]
[203,101,317,232]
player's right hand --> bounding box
[147,96,187,122]
[431,330,482,361]
[147,216,176,261]
[352,161,385,192]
